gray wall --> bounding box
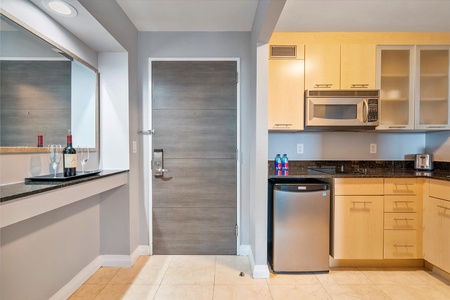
[138,31,252,246]
[426,131,450,162]
[269,132,427,161]
[1,196,100,300]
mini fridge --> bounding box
[268,179,330,273]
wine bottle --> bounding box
[63,130,77,177]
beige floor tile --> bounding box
[315,268,372,285]
[154,284,214,300]
[161,255,216,285]
[94,285,133,300]
[266,272,321,285]
[214,284,272,300]
[359,267,441,285]
[377,284,450,300]
[68,284,104,300]
[83,267,120,285]
[269,284,332,300]
[215,255,266,285]
[133,255,173,285]
[323,284,391,300]
[121,284,160,300]
[108,259,152,285]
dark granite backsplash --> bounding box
[268,160,450,174]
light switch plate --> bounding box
[132,141,137,153]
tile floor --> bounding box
[69,255,450,300]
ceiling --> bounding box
[116,0,450,32]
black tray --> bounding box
[26,170,101,181]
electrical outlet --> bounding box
[370,143,377,154]
[297,144,304,154]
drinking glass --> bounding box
[48,144,62,178]
[77,146,89,173]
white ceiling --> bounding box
[116,0,450,32]
[115,0,259,31]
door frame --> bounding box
[143,58,241,255]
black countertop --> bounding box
[0,170,129,203]
[268,160,450,182]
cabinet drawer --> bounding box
[429,179,450,201]
[384,178,417,195]
[384,230,419,259]
[334,178,384,195]
[384,213,417,229]
[384,196,418,212]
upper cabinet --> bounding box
[377,46,415,130]
[268,44,305,131]
[377,45,450,131]
[305,44,376,90]
[415,46,450,130]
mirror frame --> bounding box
[0,10,99,153]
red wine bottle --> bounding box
[63,131,77,177]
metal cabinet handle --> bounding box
[314,83,332,88]
[426,126,446,129]
[393,200,414,203]
[351,201,372,204]
[393,244,414,248]
[273,124,292,128]
[437,205,449,210]
[389,126,407,129]
[351,84,369,88]
[393,218,414,221]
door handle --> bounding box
[153,149,168,178]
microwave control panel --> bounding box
[367,99,378,122]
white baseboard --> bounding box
[50,256,101,300]
[239,244,251,256]
[51,245,151,300]
[243,244,270,279]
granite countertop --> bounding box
[0,170,129,203]
[268,160,450,182]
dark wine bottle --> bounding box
[63,131,77,177]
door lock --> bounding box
[153,149,168,178]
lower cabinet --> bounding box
[424,179,450,273]
[332,178,384,259]
[333,195,384,259]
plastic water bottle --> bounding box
[275,154,282,176]
[281,154,289,176]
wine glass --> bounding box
[77,146,89,173]
[48,144,62,178]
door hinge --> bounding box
[235,149,239,161]
[235,224,239,237]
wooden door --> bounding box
[151,61,237,255]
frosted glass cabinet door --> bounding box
[376,46,415,130]
[415,46,450,130]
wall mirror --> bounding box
[0,13,98,153]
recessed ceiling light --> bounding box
[42,0,78,18]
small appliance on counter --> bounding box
[414,154,434,171]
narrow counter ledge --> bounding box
[0,170,128,228]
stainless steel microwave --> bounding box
[305,89,380,130]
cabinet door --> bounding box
[415,46,450,130]
[333,195,384,259]
[305,44,340,90]
[268,59,305,131]
[376,46,415,130]
[341,44,376,89]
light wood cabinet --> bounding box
[306,44,376,90]
[424,179,450,273]
[377,45,450,131]
[341,44,377,89]
[383,178,421,259]
[305,44,340,90]
[268,59,305,130]
[332,178,384,259]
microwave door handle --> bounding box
[363,99,369,123]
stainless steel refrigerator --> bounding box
[268,180,330,272]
